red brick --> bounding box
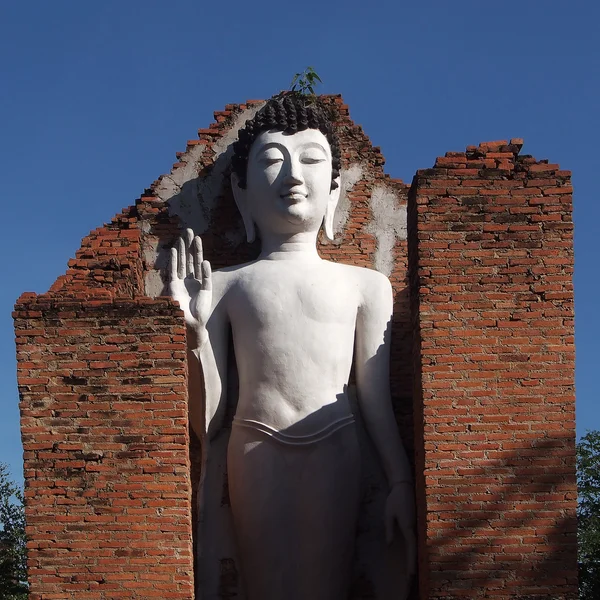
[15,106,577,600]
[409,144,576,599]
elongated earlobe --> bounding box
[231,173,256,243]
[323,177,342,242]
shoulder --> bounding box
[207,268,234,308]
[211,262,256,301]
[357,268,392,312]
[356,266,391,291]
[321,261,391,310]
[331,263,391,302]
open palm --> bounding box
[168,228,212,342]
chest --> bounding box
[228,266,359,328]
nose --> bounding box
[283,158,303,186]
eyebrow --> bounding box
[251,141,329,157]
[252,142,285,155]
[300,142,328,153]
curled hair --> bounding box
[232,94,341,191]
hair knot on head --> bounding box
[232,93,341,191]
[264,104,276,124]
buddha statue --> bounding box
[169,93,415,599]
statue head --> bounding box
[231,94,342,243]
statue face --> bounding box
[244,128,335,237]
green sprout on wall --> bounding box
[289,67,323,96]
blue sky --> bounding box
[1,1,597,484]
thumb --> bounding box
[201,261,212,290]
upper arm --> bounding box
[205,293,230,366]
[204,289,230,439]
[355,270,393,393]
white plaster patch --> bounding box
[154,175,181,204]
[365,184,407,276]
[332,163,364,239]
[157,104,265,236]
[142,234,166,298]
[142,233,159,266]
[145,270,164,298]
[143,104,266,298]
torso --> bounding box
[212,258,369,435]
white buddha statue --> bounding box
[169,94,415,600]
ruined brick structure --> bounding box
[14,96,577,599]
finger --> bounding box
[201,261,212,291]
[193,236,203,280]
[169,247,177,282]
[185,229,194,276]
[177,237,185,279]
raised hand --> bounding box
[169,228,212,347]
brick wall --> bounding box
[14,99,578,599]
[408,140,577,599]
[50,208,145,298]
[15,96,414,599]
[14,296,193,599]
[134,97,415,598]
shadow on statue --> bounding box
[193,387,414,600]
[157,180,416,599]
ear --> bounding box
[323,176,342,242]
[231,172,256,243]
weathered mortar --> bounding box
[14,103,577,600]
[408,140,577,600]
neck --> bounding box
[258,231,321,261]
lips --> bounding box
[281,191,307,203]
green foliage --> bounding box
[577,431,600,599]
[0,463,27,600]
[289,66,323,96]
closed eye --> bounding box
[301,156,326,164]
[261,157,283,166]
